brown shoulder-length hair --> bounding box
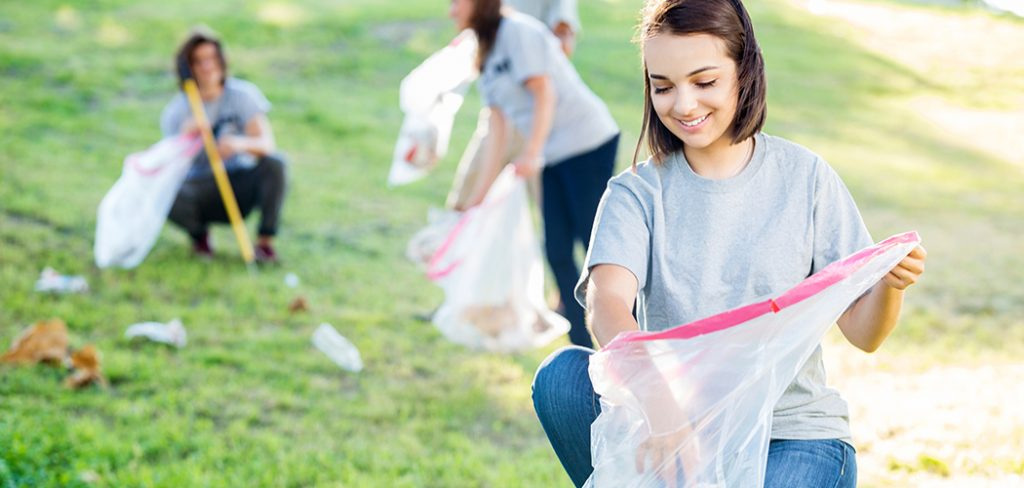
[467,0,503,70]
[174,27,228,88]
[634,0,766,166]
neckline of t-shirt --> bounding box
[671,132,768,193]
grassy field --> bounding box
[1,0,1021,486]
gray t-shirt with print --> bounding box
[478,13,617,164]
[576,133,873,443]
[160,77,271,179]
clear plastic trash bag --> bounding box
[585,232,921,488]
[94,134,202,269]
[427,166,570,352]
[388,29,478,187]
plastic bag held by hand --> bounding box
[584,232,921,488]
[388,30,478,186]
[94,134,202,268]
[427,166,570,352]
[312,323,363,372]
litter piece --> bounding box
[34,267,89,294]
[284,272,300,288]
[312,323,363,372]
[288,296,309,313]
[124,318,187,348]
[65,345,107,389]
[1,318,69,365]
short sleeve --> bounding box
[159,94,188,137]
[230,79,271,127]
[547,0,581,33]
[811,161,873,274]
[575,178,651,308]
[506,20,555,84]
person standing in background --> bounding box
[450,0,620,348]
[446,0,581,210]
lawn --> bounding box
[1,0,1021,486]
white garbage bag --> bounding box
[427,166,570,352]
[585,232,921,488]
[94,134,202,268]
[388,29,478,186]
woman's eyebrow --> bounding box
[649,66,719,80]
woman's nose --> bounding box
[673,88,698,117]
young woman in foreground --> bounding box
[531,0,926,486]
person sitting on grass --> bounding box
[161,28,286,263]
[531,0,927,486]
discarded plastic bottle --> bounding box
[124,319,187,348]
[312,323,363,372]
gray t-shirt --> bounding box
[576,133,873,443]
[160,77,271,179]
[506,0,581,33]
[478,13,618,164]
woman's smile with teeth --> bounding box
[679,114,709,127]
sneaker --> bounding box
[254,243,278,264]
[192,234,213,259]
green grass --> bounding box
[1,0,1021,486]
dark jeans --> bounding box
[542,135,618,348]
[532,346,858,488]
[168,154,287,241]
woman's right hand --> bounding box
[180,117,202,135]
[635,420,701,488]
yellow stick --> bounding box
[182,79,255,264]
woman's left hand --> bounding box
[882,245,927,290]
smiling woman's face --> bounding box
[644,33,740,153]
[190,42,224,89]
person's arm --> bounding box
[461,107,511,209]
[586,264,699,484]
[552,21,576,57]
[837,245,927,352]
[586,264,640,346]
[217,114,276,160]
[512,74,556,178]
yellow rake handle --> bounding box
[182,79,254,264]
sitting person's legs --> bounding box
[764,439,857,488]
[167,154,287,260]
[532,346,601,488]
[168,176,220,256]
[232,154,287,261]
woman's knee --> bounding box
[532,346,593,409]
[258,153,288,179]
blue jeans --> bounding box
[532,346,857,488]
[541,135,618,349]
